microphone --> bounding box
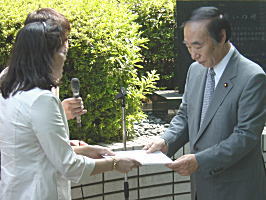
[71,78,81,127]
[115,87,127,100]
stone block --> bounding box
[73,173,102,185]
[262,135,266,151]
[175,193,191,200]
[139,172,172,187]
[174,172,190,183]
[104,176,138,193]
[139,164,171,176]
[104,168,137,180]
[173,149,183,159]
[71,187,83,199]
[174,182,191,194]
[82,183,103,198]
[104,190,138,200]
[139,184,172,199]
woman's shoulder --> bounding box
[16,88,58,107]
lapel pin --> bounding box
[224,83,228,88]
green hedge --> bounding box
[119,0,176,89]
[0,0,161,143]
[0,0,178,143]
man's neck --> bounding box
[215,42,231,65]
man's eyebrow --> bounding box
[183,41,203,46]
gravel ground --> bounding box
[133,112,170,138]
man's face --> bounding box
[183,20,224,68]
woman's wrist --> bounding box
[112,157,118,170]
[110,157,118,170]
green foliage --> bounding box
[119,0,177,89]
[0,0,160,143]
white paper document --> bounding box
[108,150,173,165]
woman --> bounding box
[0,20,140,200]
[0,8,89,148]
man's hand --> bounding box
[62,97,87,120]
[143,138,168,153]
[166,154,198,176]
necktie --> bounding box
[200,68,216,126]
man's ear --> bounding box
[219,29,227,44]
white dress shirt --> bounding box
[212,43,235,88]
[0,88,95,200]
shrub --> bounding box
[0,0,159,143]
[119,0,176,89]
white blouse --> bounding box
[0,88,95,200]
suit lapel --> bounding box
[193,49,239,146]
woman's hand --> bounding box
[113,157,141,173]
[70,140,88,146]
[74,145,115,159]
[62,97,87,120]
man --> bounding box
[144,6,266,200]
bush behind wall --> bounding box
[0,0,159,143]
[119,0,176,89]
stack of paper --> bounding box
[105,150,173,165]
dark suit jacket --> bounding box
[162,48,266,200]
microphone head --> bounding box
[120,87,127,96]
[71,78,80,97]
[115,87,127,99]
